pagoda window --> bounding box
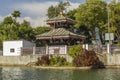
[54,48,60,54]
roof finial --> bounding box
[59,11,63,17]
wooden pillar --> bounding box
[65,45,67,54]
[33,46,36,55]
[46,45,49,54]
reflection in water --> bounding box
[103,69,120,80]
[0,67,120,80]
[47,70,73,80]
[1,67,23,80]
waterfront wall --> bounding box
[0,55,41,66]
[97,53,120,66]
[107,53,120,65]
[0,53,120,66]
[97,53,107,65]
[0,54,72,66]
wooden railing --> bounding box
[21,47,33,56]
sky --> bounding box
[0,0,110,27]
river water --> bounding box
[0,66,120,80]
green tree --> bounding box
[108,2,120,42]
[68,44,83,58]
[114,2,120,41]
[75,0,107,40]
[47,5,58,19]
[11,10,21,20]
[47,2,69,19]
[34,26,52,35]
[0,16,19,41]
[18,20,35,41]
[2,16,15,24]
[66,9,77,20]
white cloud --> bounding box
[68,2,79,11]
[16,1,59,17]
[14,1,80,27]
[0,15,4,22]
[24,17,47,27]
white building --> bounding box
[115,0,120,3]
[3,40,35,56]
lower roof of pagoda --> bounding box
[36,28,86,40]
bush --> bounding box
[68,44,83,58]
[73,50,100,67]
[49,56,66,66]
[36,55,67,66]
[36,55,49,66]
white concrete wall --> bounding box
[47,45,66,54]
[3,40,35,56]
[107,53,120,65]
[3,41,23,56]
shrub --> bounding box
[36,55,67,66]
[36,55,49,66]
[68,44,83,58]
[73,50,100,67]
[49,56,66,66]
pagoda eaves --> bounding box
[46,15,75,26]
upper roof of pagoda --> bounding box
[46,12,75,26]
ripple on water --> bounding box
[0,67,120,80]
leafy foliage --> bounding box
[18,20,35,41]
[75,0,107,39]
[0,10,53,48]
[2,16,15,24]
[36,55,67,66]
[0,16,19,41]
[46,0,120,44]
[47,2,70,19]
[34,26,52,35]
[11,10,21,20]
[68,44,83,58]
[36,55,50,66]
[108,2,120,41]
[73,50,100,67]
[49,56,66,66]
[66,9,76,20]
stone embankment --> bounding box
[0,55,40,66]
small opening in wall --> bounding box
[10,48,15,53]
[54,48,60,54]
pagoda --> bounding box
[36,12,86,54]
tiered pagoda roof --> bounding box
[36,12,86,44]
[46,12,75,28]
[46,15,75,25]
[36,28,85,40]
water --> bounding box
[0,66,120,80]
